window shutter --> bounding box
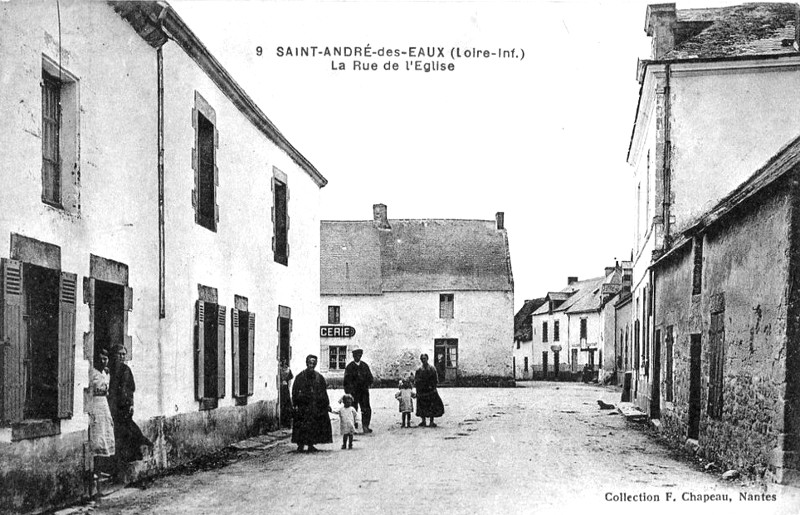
[217,305,226,399]
[247,312,255,396]
[195,300,205,400]
[82,277,95,306]
[319,345,329,373]
[57,271,78,419]
[1,259,25,424]
[123,286,133,311]
[231,308,240,397]
[214,127,219,149]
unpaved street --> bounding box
[81,383,798,515]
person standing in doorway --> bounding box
[109,344,152,465]
[89,348,115,468]
[344,346,374,433]
[279,358,294,428]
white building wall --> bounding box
[319,290,513,382]
[566,311,601,370]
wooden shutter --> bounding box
[195,300,205,400]
[319,344,329,373]
[1,259,25,423]
[217,305,226,398]
[247,312,255,396]
[231,308,240,397]
[57,271,77,419]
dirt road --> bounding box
[75,382,798,515]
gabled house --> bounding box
[513,297,546,380]
[0,1,325,511]
[319,205,514,386]
[626,2,800,485]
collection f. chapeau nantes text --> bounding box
[266,45,525,72]
[604,491,778,503]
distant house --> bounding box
[513,298,546,380]
[598,262,632,384]
[319,205,514,386]
[626,2,800,485]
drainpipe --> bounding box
[662,64,672,249]
[156,45,165,416]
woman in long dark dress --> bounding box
[291,355,332,452]
[279,359,294,428]
[109,344,152,463]
[414,353,445,427]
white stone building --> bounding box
[319,205,514,386]
[0,1,325,511]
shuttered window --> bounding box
[232,308,256,399]
[195,299,226,409]
[192,92,219,232]
[272,174,289,266]
[1,259,76,426]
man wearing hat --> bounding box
[343,346,374,433]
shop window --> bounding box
[542,321,548,343]
[1,255,76,436]
[439,293,454,319]
[328,305,340,324]
[192,92,219,232]
[195,286,226,410]
[41,58,79,212]
[328,345,348,370]
[272,168,289,266]
[231,296,255,402]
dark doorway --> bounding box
[651,329,661,419]
[278,316,291,364]
[23,263,60,419]
[688,334,702,440]
[434,339,458,384]
[554,350,560,379]
[93,279,124,359]
[542,351,548,379]
[238,310,250,398]
[571,349,578,372]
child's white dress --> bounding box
[395,389,415,413]
[338,406,359,435]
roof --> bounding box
[531,277,604,316]
[321,218,514,294]
[665,3,798,60]
[110,1,327,188]
[562,277,605,315]
[514,298,546,342]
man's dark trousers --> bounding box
[352,389,371,429]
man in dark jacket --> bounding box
[343,346,374,433]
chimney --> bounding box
[645,3,677,60]
[568,276,578,285]
[495,212,505,230]
[373,203,390,230]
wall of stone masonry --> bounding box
[654,181,791,479]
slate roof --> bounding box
[530,278,604,316]
[666,3,798,60]
[321,218,513,295]
[514,298,546,342]
[562,277,605,315]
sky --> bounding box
[169,0,741,311]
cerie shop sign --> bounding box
[320,325,356,338]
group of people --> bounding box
[89,344,153,478]
[288,347,445,452]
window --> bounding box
[272,168,289,265]
[328,305,340,324]
[329,345,347,370]
[708,312,725,419]
[439,293,454,319]
[195,286,226,410]
[665,326,674,402]
[580,318,587,340]
[553,320,560,342]
[523,357,528,372]
[542,321,548,342]
[41,58,78,212]
[231,297,255,402]
[192,92,218,232]
[692,237,703,296]
[1,253,76,433]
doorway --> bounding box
[433,339,458,384]
[542,351,548,379]
[651,329,661,419]
[93,280,125,360]
[688,334,702,440]
[277,306,292,427]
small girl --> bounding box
[395,379,416,428]
[337,394,359,449]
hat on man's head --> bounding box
[351,345,363,354]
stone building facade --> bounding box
[0,1,326,512]
[625,2,800,485]
[319,205,514,386]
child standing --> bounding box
[395,379,416,428]
[337,394,359,449]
